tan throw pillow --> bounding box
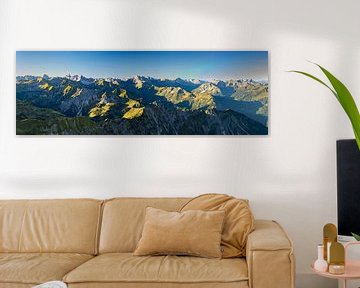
[181,193,254,258]
[134,207,225,258]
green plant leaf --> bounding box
[288,70,337,98]
[351,232,360,241]
[289,64,360,150]
[352,127,360,150]
[316,64,360,150]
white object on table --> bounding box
[314,244,328,272]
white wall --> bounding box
[1,0,360,287]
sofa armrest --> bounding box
[246,220,295,288]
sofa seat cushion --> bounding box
[64,253,248,285]
[0,253,93,285]
[67,283,249,288]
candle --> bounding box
[328,264,345,275]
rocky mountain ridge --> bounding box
[16,74,268,135]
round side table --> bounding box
[311,242,360,288]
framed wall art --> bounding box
[16,51,269,135]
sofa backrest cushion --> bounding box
[0,199,102,254]
[99,198,189,253]
[181,194,254,258]
[133,207,225,258]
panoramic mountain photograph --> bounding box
[16,51,269,135]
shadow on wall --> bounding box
[5,0,359,203]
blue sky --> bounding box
[16,51,268,81]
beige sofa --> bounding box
[0,198,295,288]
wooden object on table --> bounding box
[324,223,337,261]
[312,241,360,288]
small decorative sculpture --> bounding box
[323,223,337,262]
[329,242,345,274]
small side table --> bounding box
[311,242,360,288]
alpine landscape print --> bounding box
[16,51,269,135]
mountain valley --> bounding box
[16,74,269,135]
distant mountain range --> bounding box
[16,74,269,135]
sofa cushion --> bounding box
[67,282,249,288]
[181,194,254,258]
[0,284,33,288]
[134,207,225,258]
[99,198,190,253]
[63,253,248,285]
[0,199,103,254]
[0,253,93,285]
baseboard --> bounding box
[296,273,337,288]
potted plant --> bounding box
[352,233,360,241]
[290,63,360,240]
